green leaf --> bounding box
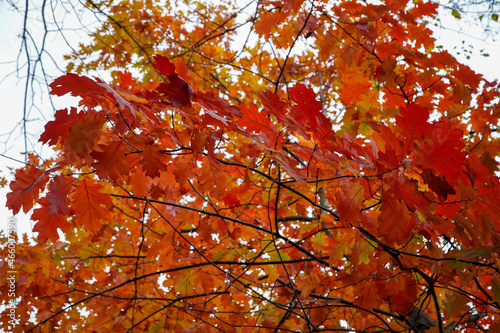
[448,246,493,261]
[452,9,461,19]
[359,248,370,265]
[492,13,499,22]
[492,276,500,302]
[442,293,470,319]
[269,248,290,262]
[311,231,328,251]
[149,323,165,333]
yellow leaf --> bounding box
[452,9,461,19]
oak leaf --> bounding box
[32,198,71,244]
[289,83,331,137]
[71,178,112,232]
[91,140,131,181]
[378,192,417,244]
[237,103,274,135]
[396,104,433,139]
[138,145,168,178]
[45,176,74,216]
[196,91,242,117]
[152,55,177,76]
[50,73,139,116]
[259,89,288,123]
[39,107,83,146]
[6,165,49,215]
[63,111,106,165]
[156,75,196,110]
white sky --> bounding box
[0,1,499,239]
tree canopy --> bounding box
[2,0,500,332]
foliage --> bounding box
[2,0,500,332]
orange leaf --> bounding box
[378,192,417,244]
[335,182,364,228]
[191,127,213,159]
[299,274,321,299]
[128,165,151,197]
[138,145,168,178]
[255,11,284,39]
[71,178,112,232]
[237,103,274,134]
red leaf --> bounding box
[396,104,433,139]
[63,111,106,165]
[45,176,74,216]
[156,75,196,110]
[50,73,138,116]
[196,92,242,117]
[32,198,71,243]
[384,172,432,213]
[39,107,84,146]
[222,188,241,206]
[91,140,131,181]
[152,55,177,76]
[420,170,456,201]
[259,89,288,122]
[139,145,168,178]
[416,121,466,184]
[6,166,49,215]
[289,84,329,135]
[50,73,103,98]
[260,87,312,138]
[273,152,306,183]
[151,56,197,109]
